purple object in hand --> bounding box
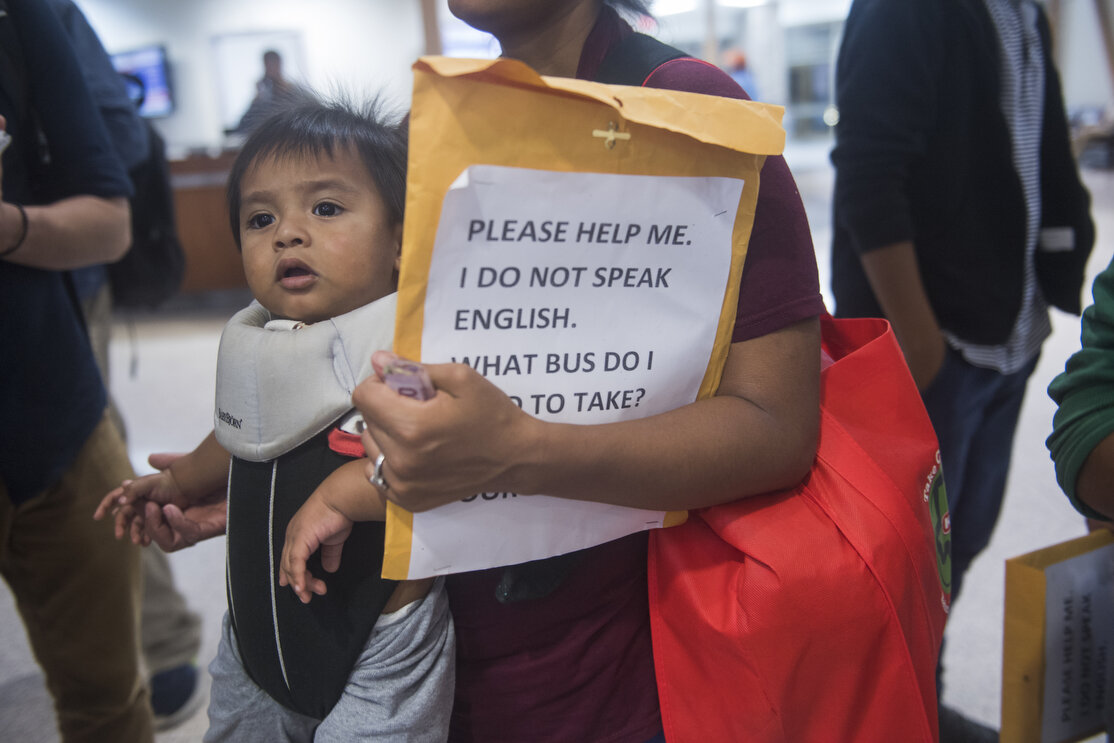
[382,359,435,400]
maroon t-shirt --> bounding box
[577,10,824,344]
[446,9,824,743]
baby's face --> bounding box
[238,148,400,324]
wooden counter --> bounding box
[170,150,246,292]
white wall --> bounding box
[776,0,851,27]
[73,0,1113,152]
[1055,0,1114,110]
[75,0,425,154]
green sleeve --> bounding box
[1047,254,1114,518]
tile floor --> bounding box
[1,138,1111,741]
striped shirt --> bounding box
[947,0,1049,373]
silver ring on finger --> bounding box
[370,453,389,491]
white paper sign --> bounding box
[401,165,743,577]
[1042,541,1114,742]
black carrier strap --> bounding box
[592,32,689,87]
[227,428,397,719]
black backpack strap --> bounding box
[592,32,688,87]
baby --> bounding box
[96,94,453,742]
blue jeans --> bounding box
[920,347,1038,606]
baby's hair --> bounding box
[226,91,408,249]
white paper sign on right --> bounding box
[1042,541,1114,742]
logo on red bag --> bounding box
[926,451,952,611]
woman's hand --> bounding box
[354,351,539,512]
[355,317,819,514]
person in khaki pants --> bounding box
[0,0,154,739]
[0,419,152,742]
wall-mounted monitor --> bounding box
[111,45,174,118]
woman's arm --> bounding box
[356,316,820,512]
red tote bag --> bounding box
[649,315,951,743]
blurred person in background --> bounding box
[829,0,1094,738]
[232,49,303,135]
[723,47,759,101]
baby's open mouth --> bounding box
[277,259,316,288]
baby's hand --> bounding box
[94,471,186,545]
[280,494,354,604]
